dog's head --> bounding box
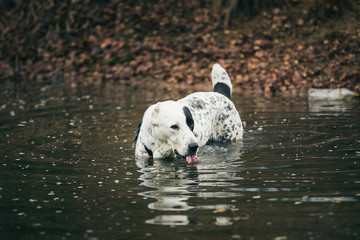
[149,101,200,163]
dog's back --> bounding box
[211,63,233,99]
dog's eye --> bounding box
[170,125,179,130]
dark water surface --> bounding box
[1,86,359,240]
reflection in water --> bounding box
[267,196,358,203]
[215,217,233,226]
[146,215,196,226]
[136,143,244,226]
[308,99,356,114]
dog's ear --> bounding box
[151,103,160,126]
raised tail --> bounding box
[211,63,233,99]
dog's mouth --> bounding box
[185,155,200,164]
[174,150,200,164]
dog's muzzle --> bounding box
[185,142,200,164]
[174,142,200,164]
[187,142,199,155]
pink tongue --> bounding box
[186,155,200,164]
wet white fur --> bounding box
[135,64,243,159]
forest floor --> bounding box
[0,1,359,97]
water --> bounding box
[0,86,359,239]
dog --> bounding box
[134,63,243,163]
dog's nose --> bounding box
[188,142,199,154]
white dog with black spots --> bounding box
[134,63,243,163]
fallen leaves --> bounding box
[0,0,359,95]
[214,208,227,213]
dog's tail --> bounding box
[211,63,233,99]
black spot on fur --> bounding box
[144,145,153,158]
[214,82,231,99]
[190,98,206,109]
[220,114,230,121]
[226,104,233,111]
[183,106,194,131]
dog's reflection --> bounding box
[136,158,198,211]
[136,143,244,225]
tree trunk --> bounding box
[224,0,239,29]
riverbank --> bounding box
[1,1,359,96]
